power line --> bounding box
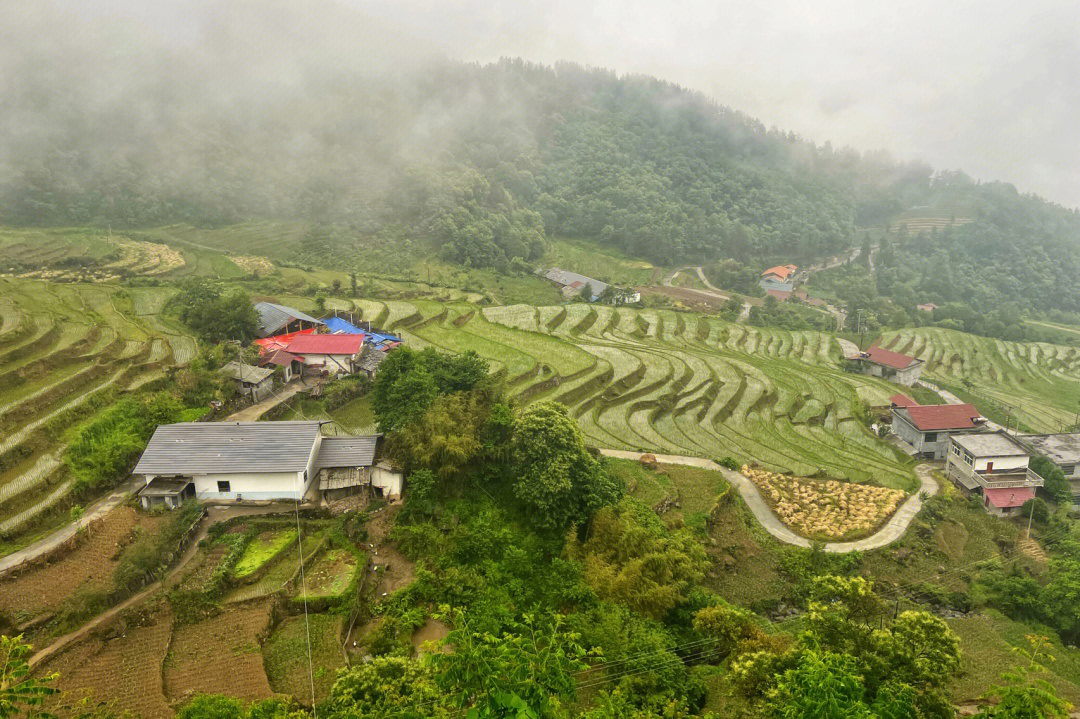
[294,498,318,717]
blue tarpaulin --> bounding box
[323,316,363,334]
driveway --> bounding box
[599,449,936,553]
[225,379,307,421]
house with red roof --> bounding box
[890,400,988,459]
[284,333,366,376]
[945,432,1042,517]
[759,264,799,294]
[848,345,924,386]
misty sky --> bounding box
[360,0,1080,209]
[12,0,1080,209]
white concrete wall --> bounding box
[371,465,403,498]
[973,455,1029,472]
[896,364,923,386]
[301,353,355,374]
[179,471,306,500]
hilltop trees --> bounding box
[170,279,260,343]
[509,401,622,531]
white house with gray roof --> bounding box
[133,421,392,505]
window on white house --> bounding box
[925,432,938,442]
[217,480,231,493]
[1062,464,1075,475]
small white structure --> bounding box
[849,346,924,386]
[945,431,1043,517]
[1018,432,1080,506]
[891,403,987,459]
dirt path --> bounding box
[225,379,307,421]
[836,337,860,358]
[0,477,142,576]
[27,504,286,668]
[599,450,937,553]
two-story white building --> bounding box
[945,431,1043,517]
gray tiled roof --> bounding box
[542,268,608,297]
[254,302,324,336]
[133,421,322,476]
[317,435,378,469]
[222,361,274,384]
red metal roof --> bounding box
[902,403,983,431]
[260,349,300,367]
[254,328,317,353]
[286,334,365,355]
[864,345,917,370]
[983,486,1035,508]
[889,393,919,408]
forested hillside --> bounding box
[2,4,1079,312]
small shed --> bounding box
[259,349,303,383]
[222,362,275,402]
[316,435,402,501]
[356,343,386,379]
[138,477,194,510]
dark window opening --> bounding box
[217,480,231,493]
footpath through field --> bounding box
[0,477,141,576]
[225,379,307,422]
[598,450,937,553]
[27,503,292,668]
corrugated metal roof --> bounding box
[317,435,378,469]
[898,404,983,431]
[222,361,274,384]
[324,316,363,334]
[133,421,322,476]
[542,268,609,297]
[254,302,324,336]
[286,334,365,355]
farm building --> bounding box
[315,435,403,501]
[133,421,399,507]
[889,393,919,408]
[222,362,275,402]
[542,268,609,301]
[254,302,324,338]
[891,402,988,459]
[324,315,363,334]
[258,349,303,383]
[282,333,366,376]
[759,264,797,293]
[1017,432,1080,506]
[945,432,1042,517]
[848,346,924,386]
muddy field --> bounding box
[163,600,276,704]
[39,603,174,719]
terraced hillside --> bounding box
[881,327,1080,433]
[347,298,916,490]
[0,278,196,549]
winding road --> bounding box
[599,450,937,553]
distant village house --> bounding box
[848,346,924,386]
[254,301,324,338]
[541,268,639,304]
[916,303,939,313]
[759,264,798,294]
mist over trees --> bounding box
[3,1,1080,313]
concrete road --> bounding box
[599,449,936,553]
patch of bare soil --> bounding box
[364,504,415,596]
[0,506,166,619]
[163,600,275,704]
[36,602,173,719]
[411,619,450,654]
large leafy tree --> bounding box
[508,401,622,530]
[0,635,56,719]
[371,348,489,434]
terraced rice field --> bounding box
[361,299,915,489]
[0,278,197,548]
[880,328,1080,432]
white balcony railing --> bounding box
[948,460,1043,490]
